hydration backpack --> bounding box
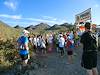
[88,32,97,50]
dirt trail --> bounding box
[1,47,100,75]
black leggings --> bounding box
[59,47,64,56]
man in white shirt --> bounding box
[48,34,53,52]
[36,35,41,53]
[32,35,37,52]
[58,34,65,57]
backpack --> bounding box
[88,32,97,50]
[17,36,29,55]
[17,36,25,48]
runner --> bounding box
[17,30,30,68]
[58,34,65,57]
[48,34,53,53]
[28,35,33,51]
[36,35,41,53]
[66,35,74,64]
[74,31,80,48]
[80,22,98,75]
[40,36,46,54]
[55,33,60,53]
[32,35,37,53]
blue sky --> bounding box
[0,0,100,27]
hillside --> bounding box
[25,23,50,30]
[0,20,74,40]
[47,23,74,32]
[24,23,74,34]
[24,23,50,34]
[0,21,21,41]
[14,25,24,29]
[34,23,50,30]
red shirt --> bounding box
[66,40,72,48]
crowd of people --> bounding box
[28,30,81,63]
[17,22,99,75]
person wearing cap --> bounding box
[17,29,30,69]
[80,22,98,75]
[66,35,74,64]
[58,34,65,57]
[48,34,53,52]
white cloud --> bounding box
[24,17,59,24]
[0,14,67,25]
[4,0,18,11]
[60,19,67,23]
[94,4,99,8]
[12,15,21,19]
[42,16,57,21]
[0,14,22,20]
[41,16,67,24]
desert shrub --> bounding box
[0,39,18,70]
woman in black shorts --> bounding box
[66,38,74,64]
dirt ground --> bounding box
[1,46,100,75]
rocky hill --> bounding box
[24,23,74,33]
[47,23,74,32]
[14,25,24,29]
[0,20,74,40]
[25,23,50,30]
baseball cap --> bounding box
[22,30,30,34]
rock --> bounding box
[15,64,22,72]
[30,63,39,69]
[25,70,35,75]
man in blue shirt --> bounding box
[17,30,30,67]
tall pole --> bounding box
[90,8,93,31]
[90,8,92,24]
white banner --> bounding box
[75,8,91,24]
